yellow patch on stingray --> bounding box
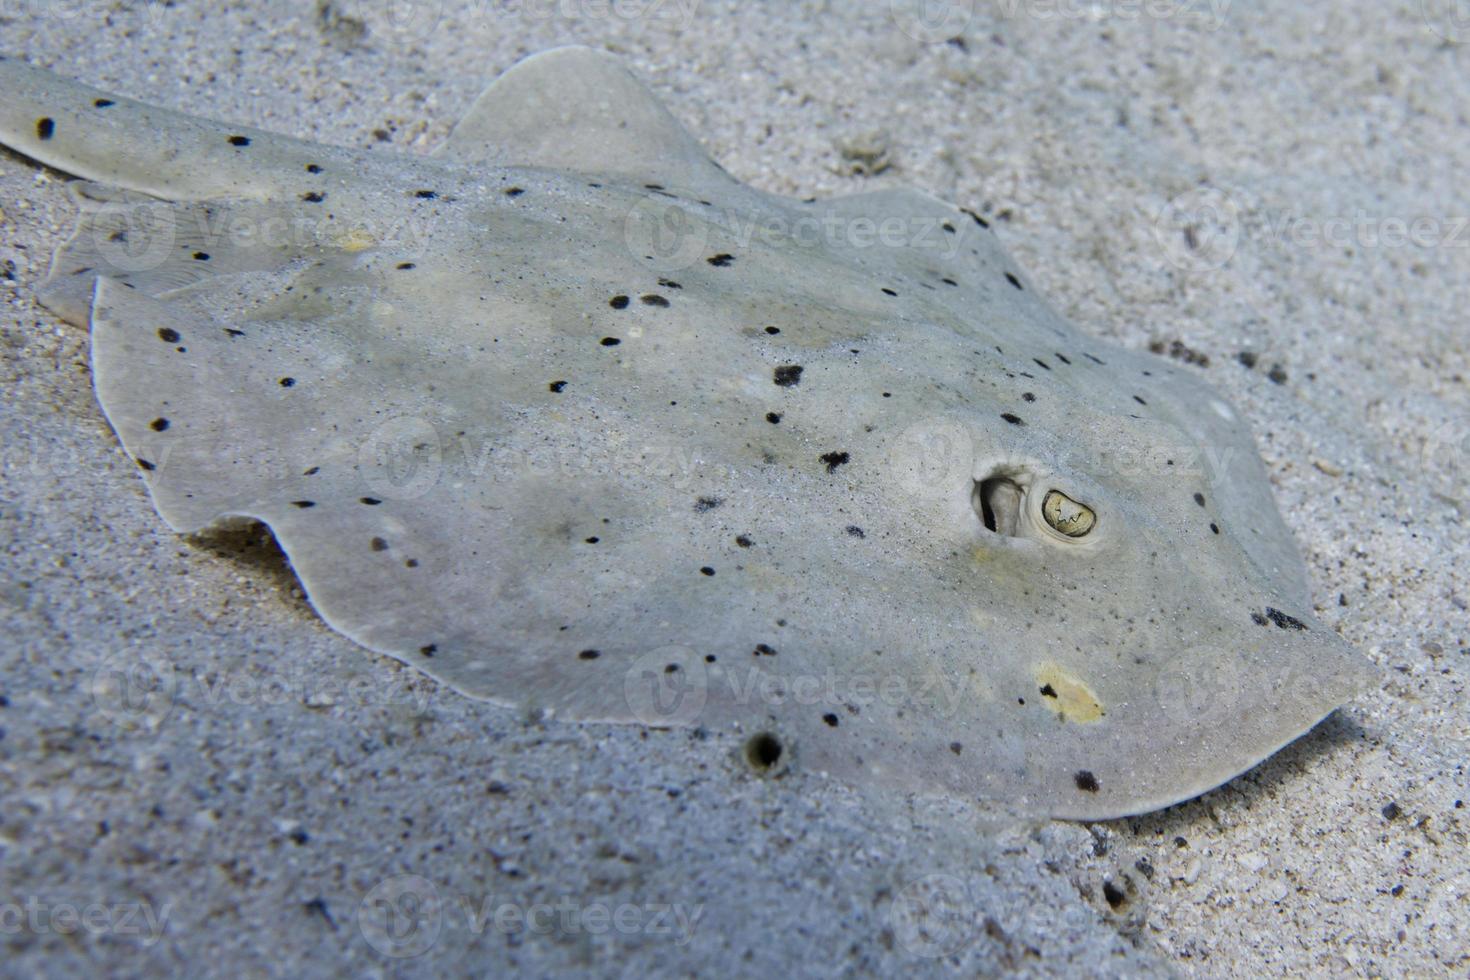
[336,228,377,252]
[1034,663,1105,723]
[970,545,997,563]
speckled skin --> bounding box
[0,48,1373,820]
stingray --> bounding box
[0,47,1376,818]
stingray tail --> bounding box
[0,55,336,200]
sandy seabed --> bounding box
[0,1,1466,976]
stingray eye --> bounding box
[1042,490,1096,537]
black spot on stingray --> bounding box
[1074,770,1100,793]
[192,251,210,261]
[600,337,621,347]
[764,326,780,335]
[584,536,599,544]
[609,295,630,309]
[820,451,850,473]
[950,741,964,756]
[941,277,958,286]
[549,380,567,393]
[36,118,55,140]
[1265,607,1308,631]
[1134,395,1148,406]
[1084,353,1106,365]
[225,328,245,338]
[157,327,180,344]
[881,287,898,297]
[1033,359,1051,371]
[301,191,326,203]
[1040,684,1058,698]
[303,466,320,476]
[279,377,296,388]
[962,207,991,229]
[1251,611,1269,626]
[305,163,323,173]
[578,649,600,660]
[822,713,839,727]
[1268,363,1289,385]
[405,558,419,568]
[1022,392,1036,402]
[136,458,156,471]
[736,535,754,547]
[1005,272,1023,290]
[1055,353,1072,365]
[291,500,316,509]
[414,189,438,199]
[419,644,436,657]
[699,566,716,576]
[942,221,956,234]
[94,99,116,109]
[228,135,251,147]
[150,418,170,432]
[396,262,416,270]
[504,187,524,197]
[370,536,389,552]
[773,365,803,387]
[1193,492,1206,506]
[753,644,777,657]
[846,525,865,538]
[360,497,381,506]
[707,253,734,267]
[694,496,723,512]
[640,294,670,307]
[1210,523,1220,534]
[1001,412,1024,425]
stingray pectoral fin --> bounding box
[88,276,358,532]
[435,45,737,193]
[1048,622,1383,820]
[37,184,304,328]
[0,56,344,200]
